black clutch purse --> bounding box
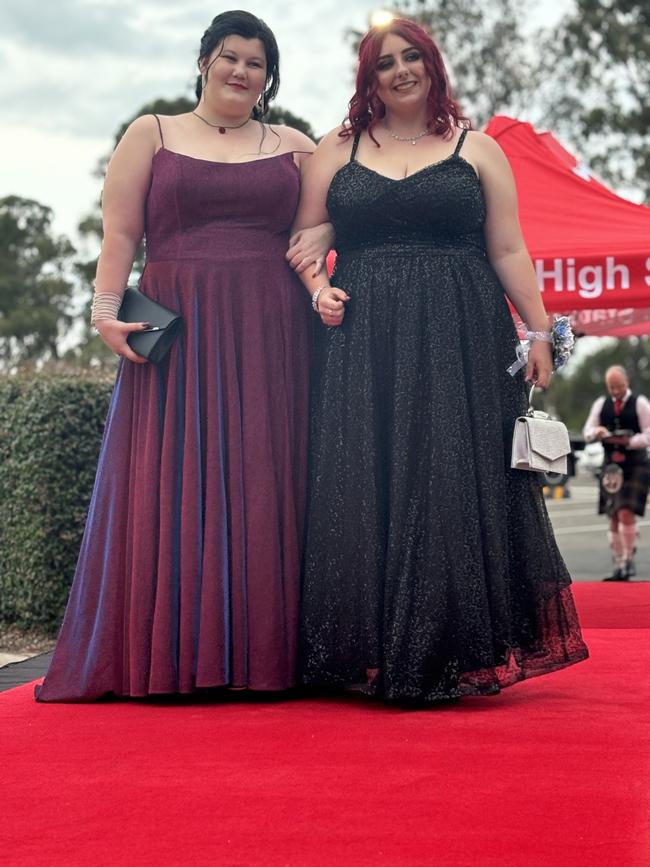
[118,287,182,364]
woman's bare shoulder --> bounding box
[305,126,355,172]
[317,124,355,150]
[463,129,506,157]
[460,129,511,177]
[110,114,165,160]
[269,124,316,154]
[122,113,162,138]
[124,113,195,144]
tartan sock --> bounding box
[608,529,625,567]
[619,522,637,562]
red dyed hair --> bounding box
[341,19,469,143]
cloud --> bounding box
[0,0,375,140]
[0,0,199,137]
[3,0,148,56]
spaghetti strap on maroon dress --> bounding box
[37,140,311,701]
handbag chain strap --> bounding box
[526,383,551,420]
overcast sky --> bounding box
[1,0,566,244]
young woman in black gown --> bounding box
[37,11,331,702]
[291,19,588,704]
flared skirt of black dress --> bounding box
[300,246,588,703]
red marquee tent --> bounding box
[485,116,650,336]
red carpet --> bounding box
[571,580,650,628]
[2,584,649,867]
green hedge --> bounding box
[0,372,114,632]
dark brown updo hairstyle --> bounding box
[195,10,280,119]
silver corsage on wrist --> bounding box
[507,315,575,376]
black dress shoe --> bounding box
[621,560,635,580]
[603,563,632,582]
[603,567,624,581]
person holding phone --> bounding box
[584,365,650,581]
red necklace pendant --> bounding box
[218,127,226,134]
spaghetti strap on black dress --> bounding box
[299,128,588,703]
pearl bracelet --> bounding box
[525,330,552,343]
[90,292,123,328]
[311,285,329,313]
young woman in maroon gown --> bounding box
[37,11,329,701]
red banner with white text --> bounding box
[485,116,650,327]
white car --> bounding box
[576,442,604,477]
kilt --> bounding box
[599,459,650,517]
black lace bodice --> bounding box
[327,144,486,257]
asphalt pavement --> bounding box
[546,472,649,582]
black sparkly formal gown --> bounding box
[299,130,588,703]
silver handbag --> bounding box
[511,385,571,474]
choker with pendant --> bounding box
[192,110,252,135]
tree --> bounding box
[540,0,650,202]
[0,196,76,370]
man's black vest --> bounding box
[600,394,647,465]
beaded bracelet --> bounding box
[311,285,329,313]
[525,329,553,343]
[90,292,123,328]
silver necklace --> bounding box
[192,110,251,135]
[387,127,431,146]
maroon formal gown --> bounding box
[37,147,311,701]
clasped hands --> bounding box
[287,222,348,327]
[313,287,349,326]
[286,223,334,277]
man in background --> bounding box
[583,366,650,581]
